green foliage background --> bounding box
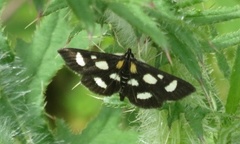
[0,0,240,144]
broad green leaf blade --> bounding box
[215,52,231,79]
[185,6,240,25]
[225,46,240,114]
[13,9,72,142]
[67,24,104,48]
[167,31,201,79]
[56,106,138,144]
[109,2,169,49]
[104,10,137,48]
[165,102,184,128]
[79,106,138,144]
[212,30,240,50]
[17,9,71,105]
[0,32,55,143]
[184,106,209,139]
[148,8,201,79]
[43,0,68,16]
[67,0,95,31]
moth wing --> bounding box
[58,48,122,95]
[122,60,195,108]
[58,48,122,74]
[80,72,121,96]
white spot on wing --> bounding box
[143,73,157,84]
[137,92,152,100]
[157,74,164,79]
[76,52,85,66]
[127,79,139,86]
[91,55,97,59]
[95,61,109,70]
[165,80,178,92]
[94,77,107,89]
[110,73,120,81]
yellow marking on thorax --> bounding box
[116,60,124,69]
[130,62,137,73]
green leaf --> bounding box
[79,106,138,144]
[225,46,240,114]
[212,30,240,50]
[56,106,138,144]
[0,31,14,64]
[0,34,54,143]
[67,0,95,31]
[167,31,201,79]
[185,6,240,25]
[109,2,169,49]
[217,120,240,144]
[215,51,231,79]
[43,0,68,16]
[5,11,70,143]
[184,106,209,139]
[166,102,184,128]
[148,7,202,79]
[103,10,138,48]
[16,9,71,105]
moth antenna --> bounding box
[71,81,82,90]
[25,18,38,29]
[145,51,163,63]
[88,94,104,100]
[92,41,105,52]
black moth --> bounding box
[58,48,195,108]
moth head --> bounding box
[124,48,134,60]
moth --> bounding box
[58,48,195,108]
